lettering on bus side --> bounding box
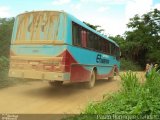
[96,54,109,64]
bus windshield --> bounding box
[12,11,64,44]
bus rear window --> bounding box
[11,11,65,44]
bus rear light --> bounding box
[43,65,65,72]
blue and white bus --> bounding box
[9,11,120,88]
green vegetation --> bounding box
[64,70,160,120]
[0,56,9,79]
[83,21,105,33]
[85,70,160,115]
[120,58,142,71]
[0,18,27,88]
[0,18,14,69]
[85,9,160,69]
[0,56,10,88]
[0,18,15,88]
[0,18,14,57]
[110,9,160,68]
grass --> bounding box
[63,69,160,120]
[120,58,142,71]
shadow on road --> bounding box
[22,79,116,99]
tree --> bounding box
[0,17,15,57]
[83,21,105,33]
[125,9,160,66]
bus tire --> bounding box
[86,70,96,88]
[49,81,63,87]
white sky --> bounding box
[0,0,160,36]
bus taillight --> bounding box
[42,57,67,72]
[59,50,73,72]
[43,64,64,72]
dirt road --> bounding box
[0,72,144,114]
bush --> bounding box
[64,70,160,120]
[145,68,160,98]
[0,56,9,80]
[120,58,142,71]
[0,56,9,71]
[0,56,10,88]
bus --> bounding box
[9,11,120,88]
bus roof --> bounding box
[16,10,64,17]
[16,10,119,47]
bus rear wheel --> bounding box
[49,81,63,87]
[86,70,96,88]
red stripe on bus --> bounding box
[59,50,91,82]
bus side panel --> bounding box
[70,65,91,82]
[60,48,91,82]
[96,66,113,79]
[67,46,119,82]
[66,15,92,82]
[96,65,119,79]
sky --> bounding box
[0,0,160,36]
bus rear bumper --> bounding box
[9,69,70,81]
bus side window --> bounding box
[102,39,107,53]
[111,44,116,56]
[87,32,91,48]
[102,40,106,53]
[106,42,110,54]
[114,45,116,56]
[94,35,98,50]
[81,29,87,48]
[72,23,81,46]
[110,43,113,55]
[109,42,112,55]
[91,33,94,49]
[109,43,115,56]
[87,32,94,49]
[97,38,100,52]
[96,37,101,52]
